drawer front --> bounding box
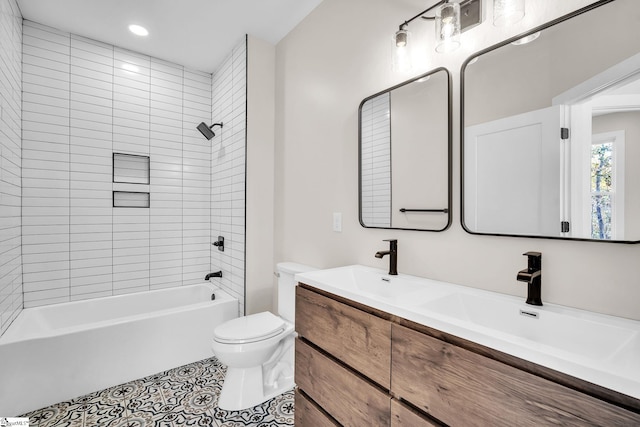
[296,338,391,427]
[296,285,391,388]
[392,324,640,427]
[295,389,340,427]
[391,399,440,427]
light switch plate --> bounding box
[333,212,342,232]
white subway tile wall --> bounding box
[21,21,247,308]
[0,0,22,335]
[211,39,246,315]
[182,69,212,287]
[71,35,113,300]
[150,58,184,290]
[360,93,391,227]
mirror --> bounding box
[462,0,640,242]
[359,68,451,231]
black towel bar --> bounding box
[399,208,449,213]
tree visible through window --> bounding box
[590,141,613,239]
[589,129,625,240]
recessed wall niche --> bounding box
[113,191,150,208]
[113,153,150,184]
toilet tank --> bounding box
[276,262,316,323]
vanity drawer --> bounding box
[295,389,340,427]
[295,338,391,427]
[296,285,391,388]
[391,324,640,426]
[391,399,440,427]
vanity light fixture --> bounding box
[493,0,525,26]
[392,23,412,72]
[435,1,461,53]
[392,0,482,62]
[128,24,149,36]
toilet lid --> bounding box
[213,312,286,344]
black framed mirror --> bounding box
[462,0,640,243]
[359,67,452,231]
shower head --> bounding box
[197,122,223,140]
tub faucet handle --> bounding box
[212,236,224,252]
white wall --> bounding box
[466,0,640,126]
[246,36,276,315]
[22,21,213,307]
[0,0,22,335]
[210,37,247,315]
[275,0,640,320]
[391,71,449,230]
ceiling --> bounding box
[16,0,323,73]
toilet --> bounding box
[211,262,315,411]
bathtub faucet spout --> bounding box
[205,271,223,280]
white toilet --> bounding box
[211,262,315,411]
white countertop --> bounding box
[296,265,640,400]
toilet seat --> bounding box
[213,312,287,344]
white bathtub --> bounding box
[0,283,238,416]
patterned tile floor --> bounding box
[20,357,295,427]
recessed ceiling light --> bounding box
[128,24,149,37]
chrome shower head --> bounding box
[197,122,223,140]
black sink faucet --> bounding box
[375,239,398,276]
[516,252,542,306]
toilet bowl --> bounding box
[211,262,315,411]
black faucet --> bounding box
[375,239,398,276]
[205,271,222,280]
[516,252,542,306]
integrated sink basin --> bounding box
[295,265,640,400]
[297,265,451,306]
[420,292,637,363]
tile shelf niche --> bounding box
[113,152,150,184]
[113,153,151,208]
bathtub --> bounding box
[0,283,238,416]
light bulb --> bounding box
[493,0,525,26]
[435,2,460,53]
[392,29,412,72]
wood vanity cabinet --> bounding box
[295,284,640,426]
[392,323,640,426]
[295,285,391,388]
[295,389,340,427]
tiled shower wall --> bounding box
[210,39,247,315]
[21,21,214,307]
[0,0,22,335]
[360,92,391,227]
